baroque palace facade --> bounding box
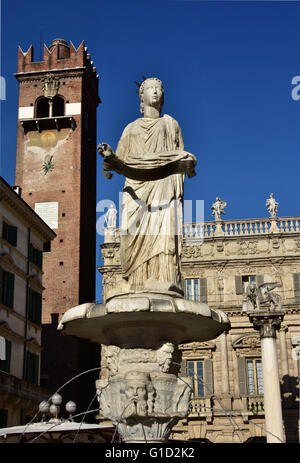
[99,207,300,443]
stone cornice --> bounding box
[0,305,42,332]
[14,66,86,82]
[0,322,25,344]
[182,255,299,267]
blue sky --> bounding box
[1,0,300,299]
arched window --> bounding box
[35,95,65,118]
[52,95,65,117]
[36,97,49,118]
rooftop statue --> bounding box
[98,77,197,295]
[266,193,279,218]
[211,197,226,221]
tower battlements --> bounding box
[17,38,98,80]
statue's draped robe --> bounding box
[116,114,190,290]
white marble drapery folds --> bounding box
[116,114,194,292]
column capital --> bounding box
[247,311,285,339]
[279,323,288,333]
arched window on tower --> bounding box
[35,95,65,118]
[36,97,50,118]
[52,95,65,117]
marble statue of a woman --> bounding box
[98,77,197,295]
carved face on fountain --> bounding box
[124,372,149,401]
[105,345,120,376]
[157,342,174,373]
[122,371,154,417]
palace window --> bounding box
[235,274,264,295]
[2,222,18,247]
[0,268,15,309]
[0,337,11,373]
[185,358,213,397]
[185,278,207,303]
[246,358,264,395]
[0,410,8,428]
[24,351,39,384]
[28,288,42,326]
[28,243,43,269]
[187,360,205,397]
[237,356,264,396]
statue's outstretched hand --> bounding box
[97,143,116,179]
[97,143,115,158]
[184,152,197,178]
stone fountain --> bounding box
[58,77,230,443]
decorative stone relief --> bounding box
[225,240,240,256]
[239,239,257,255]
[101,247,115,259]
[237,264,257,276]
[182,246,201,259]
[201,243,214,257]
[102,272,116,287]
[215,241,224,253]
[182,268,205,278]
[256,238,271,254]
[232,333,261,357]
[271,237,281,250]
[96,342,193,443]
[282,238,297,253]
[41,73,60,99]
[179,341,215,359]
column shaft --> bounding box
[220,332,230,395]
[261,337,285,443]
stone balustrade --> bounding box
[247,395,264,414]
[104,217,300,244]
[183,217,300,240]
[189,397,212,416]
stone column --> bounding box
[279,324,291,396]
[248,311,285,443]
[219,332,231,409]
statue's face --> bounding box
[142,79,163,109]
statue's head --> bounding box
[139,77,164,115]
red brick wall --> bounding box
[15,39,100,323]
[14,39,100,410]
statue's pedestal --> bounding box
[58,293,230,442]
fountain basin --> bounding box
[58,292,230,348]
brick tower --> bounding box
[14,39,101,414]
